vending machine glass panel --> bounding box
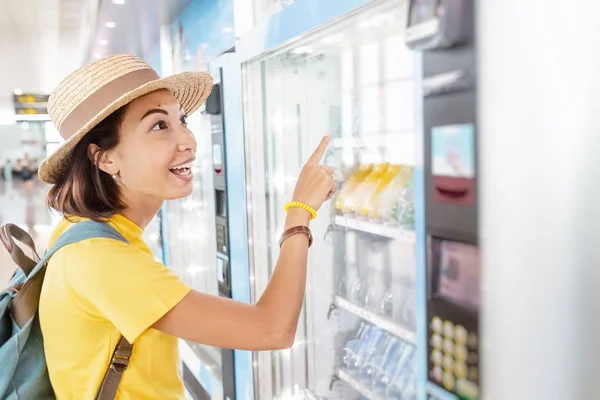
[143,213,163,262]
[241,0,422,398]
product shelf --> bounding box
[336,369,382,400]
[335,296,417,344]
[333,216,415,241]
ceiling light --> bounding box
[99,39,108,46]
[13,88,23,95]
[105,22,116,28]
[112,0,125,4]
[222,27,233,33]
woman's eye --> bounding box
[180,115,188,125]
[151,121,168,131]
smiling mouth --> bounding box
[169,159,194,176]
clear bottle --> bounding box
[342,321,369,370]
[372,341,413,395]
[349,325,384,376]
[358,332,391,384]
[396,174,415,230]
[385,346,416,398]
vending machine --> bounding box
[405,0,480,399]
[237,0,424,398]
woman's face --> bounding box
[107,89,197,203]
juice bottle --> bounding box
[360,164,402,219]
[343,163,390,215]
[378,166,413,223]
[334,164,373,213]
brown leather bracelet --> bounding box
[279,226,313,248]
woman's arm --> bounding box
[153,134,335,350]
[154,208,310,350]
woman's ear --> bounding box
[88,144,118,175]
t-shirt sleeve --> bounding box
[63,238,191,343]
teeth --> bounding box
[170,161,193,170]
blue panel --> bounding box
[211,54,254,400]
[413,54,428,400]
[171,0,235,69]
[159,204,171,266]
[237,0,375,62]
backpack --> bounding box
[0,221,133,399]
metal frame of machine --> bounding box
[207,52,254,400]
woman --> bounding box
[38,54,335,399]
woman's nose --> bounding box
[177,128,197,154]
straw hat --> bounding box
[39,53,213,184]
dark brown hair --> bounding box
[47,107,127,221]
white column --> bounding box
[233,0,255,40]
[478,0,600,399]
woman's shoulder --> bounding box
[48,216,155,266]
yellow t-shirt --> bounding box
[39,214,191,399]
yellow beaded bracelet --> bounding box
[284,201,317,220]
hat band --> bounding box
[58,68,160,140]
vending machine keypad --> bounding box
[429,316,479,399]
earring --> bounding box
[112,174,117,179]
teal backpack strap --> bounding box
[13,220,130,327]
[25,220,129,282]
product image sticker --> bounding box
[438,240,480,311]
[431,124,475,179]
[431,123,476,205]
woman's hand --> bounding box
[291,133,337,212]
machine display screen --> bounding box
[436,240,480,311]
[408,0,439,26]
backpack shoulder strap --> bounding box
[95,337,133,400]
[49,221,134,400]
[11,220,133,400]
[26,220,130,281]
[12,220,131,327]
[0,223,41,276]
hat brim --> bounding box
[39,71,213,184]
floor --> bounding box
[0,178,59,285]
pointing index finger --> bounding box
[306,133,331,166]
